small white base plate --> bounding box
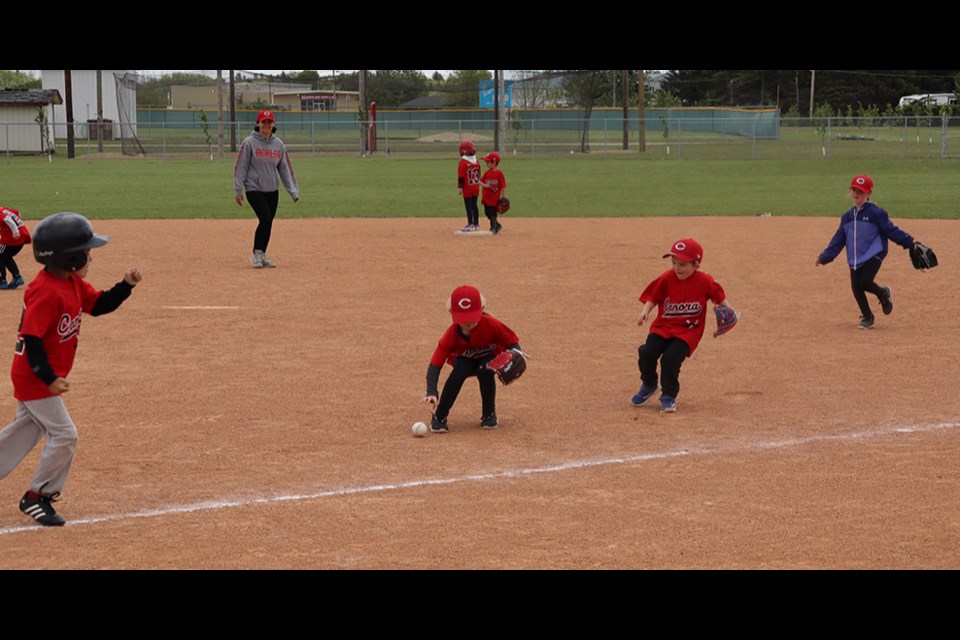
[453,230,494,237]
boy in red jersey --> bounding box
[0,212,142,526]
[0,205,32,290]
[480,152,507,235]
[630,239,731,414]
[421,285,522,432]
[457,140,482,232]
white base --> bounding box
[453,230,494,237]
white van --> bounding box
[898,93,957,108]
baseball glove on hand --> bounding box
[910,242,938,270]
[497,197,510,214]
[486,348,527,385]
[713,305,741,338]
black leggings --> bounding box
[435,356,497,420]
[638,334,691,400]
[247,191,280,253]
[463,196,479,227]
[850,257,885,319]
[0,244,23,280]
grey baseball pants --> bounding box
[0,397,78,496]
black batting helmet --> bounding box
[32,212,109,272]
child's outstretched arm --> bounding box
[90,269,142,317]
[637,301,656,327]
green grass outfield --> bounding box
[3,154,958,220]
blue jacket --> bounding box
[818,202,914,269]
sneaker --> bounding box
[19,491,66,527]
[260,254,277,268]
[250,251,265,269]
[630,384,658,407]
[492,222,502,235]
[858,316,875,330]
[660,396,677,413]
[430,415,449,433]
[480,413,499,429]
[879,287,893,316]
[460,224,474,232]
[8,275,24,290]
[0,280,7,290]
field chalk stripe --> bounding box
[1,421,957,537]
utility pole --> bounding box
[229,69,236,152]
[217,69,224,158]
[65,70,75,159]
[496,69,505,153]
[809,70,816,118]
[359,69,368,154]
[493,70,500,152]
[622,69,629,150]
[637,69,646,153]
[96,69,103,153]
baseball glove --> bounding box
[497,197,510,215]
[910,242,938,270]
[713,305,741,338]
[485,348,527,385]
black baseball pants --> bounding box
[638,334,690,400]
[0,244,24,281]
[435,356,497,421]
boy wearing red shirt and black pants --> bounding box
[480,152,507,235]
[0,213,142,526]
[0,205,32,290]
[631,239,730,414]
[421,285,522,432]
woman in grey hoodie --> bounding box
[234,109,299,268]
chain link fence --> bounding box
[3,114,958,161]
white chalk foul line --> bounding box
[1,421,958,537]
[160,306,240,310]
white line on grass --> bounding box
[1,421,957,537]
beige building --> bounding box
[273,90,360,112]
[0,90,63,154]
[170,81,314,110]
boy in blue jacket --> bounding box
[815,175,919,330]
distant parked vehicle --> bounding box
[898,93,957,108]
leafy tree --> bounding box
[561,70,611,152]
[442,70,491,107]
[0,70,41,90]
[367,70,429,107]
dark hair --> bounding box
[255,124,278,134]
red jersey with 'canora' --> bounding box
[640,270,726,355]
[11,270,102,401]
[481,169,506,207]
[430,314,519,368]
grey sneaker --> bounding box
[430,415,449,433]
[858,316,875,330]
[480,413,499,429]
[250,251,265,268]
[260,253,277,268]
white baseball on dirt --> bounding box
[411,422,428,437]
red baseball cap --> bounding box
[850,175,873,194]
[482,152,501,164]
[663,238,704,264]
[257,110,275,123]
[450,285,484,324]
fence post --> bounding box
[4,124,9,163]
[752,118,757,160]
[941,113,948,159]
[531,120,535,157]
[827,118,831,158]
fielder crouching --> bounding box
[421,285,522,433]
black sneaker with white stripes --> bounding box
[20,491,66,527]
